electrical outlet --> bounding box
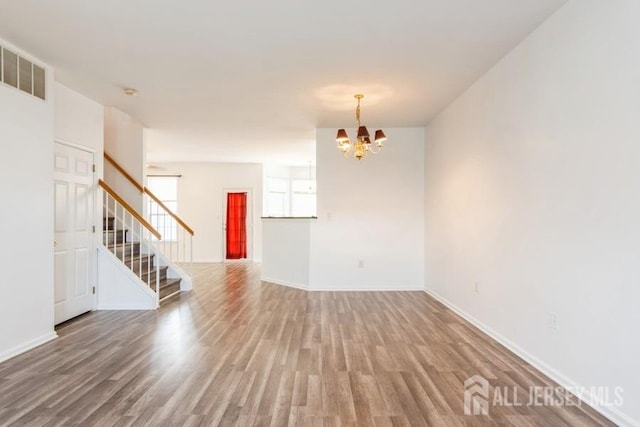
[474,282,479,293]
[549,312,559,331]
[358,260,364,268]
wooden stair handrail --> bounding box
[98,179,162,240]
[144,188,195,236]
[104,152,144,193]
[103,152,195,236]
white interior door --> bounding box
[54,142,95,325]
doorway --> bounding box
[223,190,252,261]
[53,142,95,324]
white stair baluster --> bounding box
[130,213,134,273]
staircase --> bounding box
[96,154,194,310]
[103,216,181,301]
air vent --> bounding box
[0,45,46,100]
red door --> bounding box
[226,192,247,259]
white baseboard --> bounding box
[424,288,637,427]
[261,278,424,292]
[0,331,58,364]
[261,277,309,290]
[192,259,262,264]
[96,304,155,310]
[311,286,424,292]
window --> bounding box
[291,179,317,217]
[266,177,288,217]
[263,165,317,217]
[147,177,178,241]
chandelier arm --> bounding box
[367,144,382,154]
[342,142,353,157]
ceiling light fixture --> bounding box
[123,88,138,96]
[336,94,386,160]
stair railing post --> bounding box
[138,221,142,279]
[112,200,117,253]
[182,227,186,264]
[121,202,125,263]
[154,238,160,308]
[103,190,107,247]
[130,214,134,269]
[168,213,172,262]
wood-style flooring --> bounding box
[0,263,613,426]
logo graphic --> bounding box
[464,375,489,415]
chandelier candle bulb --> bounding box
[335,93,387,160]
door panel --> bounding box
[54,152,69,172]
[54,143,95,325]
[54,182,68,232]
[75,184,89,231]
[54,252,67,304]
[75,158,90,176]
[75,248,90,297]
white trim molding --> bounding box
[261,277,308,291]
[0,332,58,364]
[311,285,424,292]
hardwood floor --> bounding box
[0,263,613,426]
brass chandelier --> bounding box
[336,94,386,160]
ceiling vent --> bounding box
[0,45,46,100]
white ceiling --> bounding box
[0,0,565,165]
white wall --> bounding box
[104,107,145,212]
[262,218,312,289]
[96,247,156,310]
[424,1,640,425]
[151,162,263,262]
[0,41,56,362]
[310,128,425,290]
[54,81,104,204]
[55,83,104,156]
